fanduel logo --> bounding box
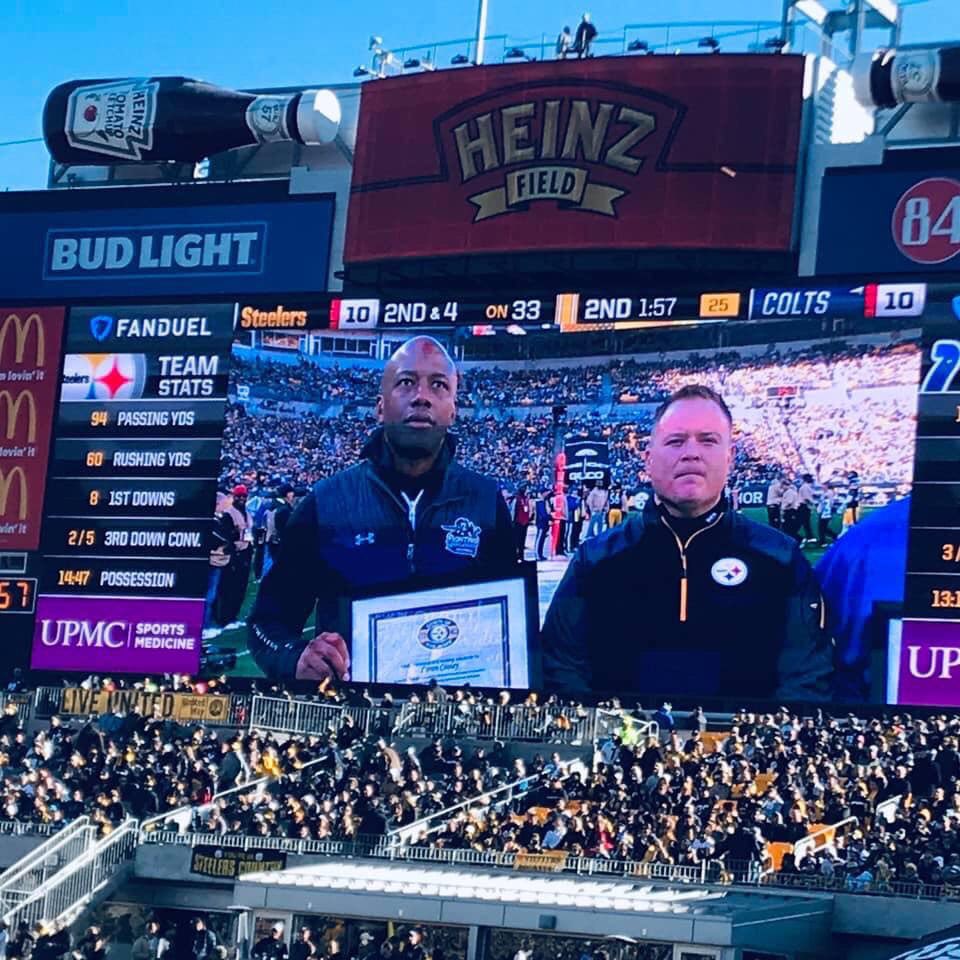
[44,224,266,279]
[907,645,960,680]
[39,619,132,649]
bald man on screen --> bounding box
[248,336,517,681]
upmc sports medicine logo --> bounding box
[0,312,45,366]
[38,619,131,649]
[31,596,204,675]
[44,223,267,280]
[441,85,678,222]
[897,621,960,707]
[60,354,147,402]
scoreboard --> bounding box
[29,303,234,676]
[0,280,953,700]
[228,282,933,337]
[898,291,960,705]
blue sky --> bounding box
[1,0,955,191]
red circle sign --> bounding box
[891,177,960,265]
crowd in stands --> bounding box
[221,340,919,497]
[8,676,960,901]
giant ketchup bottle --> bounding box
[43,77,341,165]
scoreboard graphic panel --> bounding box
[29,303,235,677]
[0,283,958,707]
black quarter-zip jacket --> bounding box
[540,498,834,702]
[247,429,517,679]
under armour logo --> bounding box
[354,532,375,546]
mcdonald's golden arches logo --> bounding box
[0,390,37,443]
[0,312,45,366]
[0,466,28,521]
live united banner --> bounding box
[61,686,231,723]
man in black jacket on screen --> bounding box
[248,337,517,681]
[541,385,834,702]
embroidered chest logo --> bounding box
[711,557,748,587]
[441,517,481,558]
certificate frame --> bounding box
[350,577,531,688]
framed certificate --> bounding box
[350,577,531,688]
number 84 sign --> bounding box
[893,177,960,265]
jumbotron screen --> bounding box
[1,280,956,707]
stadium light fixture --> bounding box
[698,36,721,52]
[627,39,649,53]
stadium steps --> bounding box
[0,819,139,932]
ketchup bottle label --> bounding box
[65,78,160,161]
[245,94,297,144]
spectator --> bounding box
[535,490,552,561]
[132,920,168,960]
[556,26,573,58]
[511,485,533,561]
[765,477,784,529]
[584,484,608,539]
[190,919,218,960]
[253,924,288,960]
[291,927,318,960]
[574,13,597,57]
[247,337,517,681]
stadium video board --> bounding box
[346,55,803,264]
[1,281,958,708]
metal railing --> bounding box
[594,709,658,745]
[386,19,807,66]
[0,692,31,725]
[248,696,384,737]
[875,795,902,825]
[141,756,329,838]
[32,686,63,720]
[0,817,98,918]
[1,819,139,931]
[388,769,546,846]
[762,870,960,901]
[139,827,715,883]
[144,830,393,857]
[0,822,67,838]
[392,700,594,743]
[136,823,960,903]
[794,816,859,862]
[248,695,596,744]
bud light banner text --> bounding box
[31,595,204,674]
[0,183,334,299]
[346,55,803,263]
